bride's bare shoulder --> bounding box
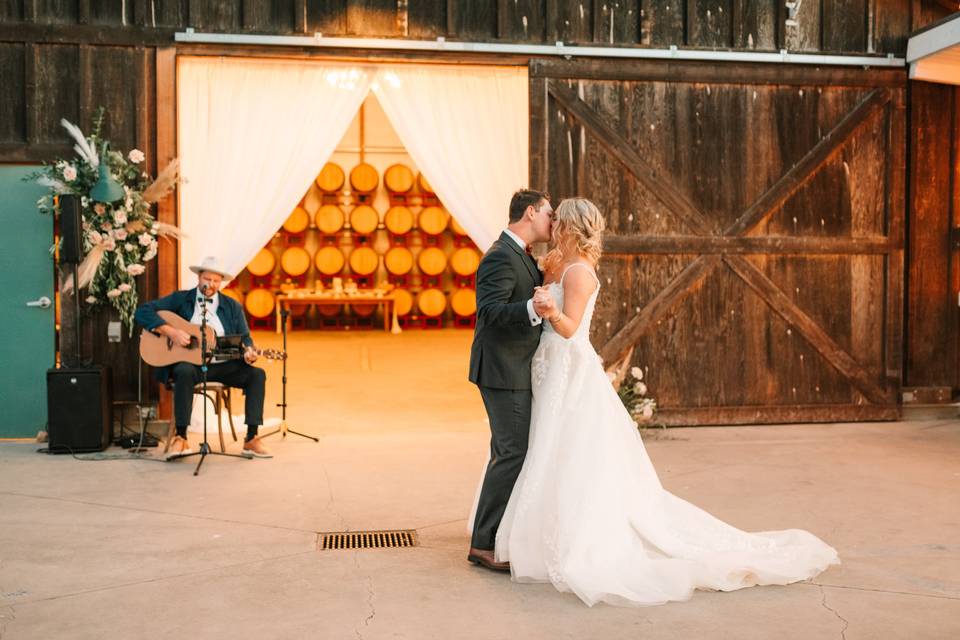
[562,262,598,294]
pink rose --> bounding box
[106,289,121,299]
[87,230,103,245]
[94,203,106,215]
[139,233,152,246]
[62,165,77,182]
[126,264,145,276]
[114,229,127,240]
[102,236,116,251]
[118,283,132,293]
[128,149,145,164]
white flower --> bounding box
[143,246,157,261]
[117,283,132,292]
[62,165,77,182]
[641,405,655,419]
[126,264,145,276]
[630,366,643,380]
[114,229,127,240]
[150,223,159,235]
[113,210,127,225]
[128,149,145,164]
[87,230,103,245]
[106,289,122,299]
[633,381,647,396]
[81,196,88,207]
[102,236,116,251]
[85,295,97,304]
[138,233,152,247]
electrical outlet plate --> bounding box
[107,321,122,343]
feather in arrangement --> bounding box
[36,176,70,193]
[60,118,99,169]
[61,244,106,293]
[605,345,635,391]
[141,159,180,204]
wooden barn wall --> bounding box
[531,58,907,424]
[0,1,954,406]
[906,80,960,394]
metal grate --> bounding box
[319,529,418,551]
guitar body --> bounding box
[139,310,217,367]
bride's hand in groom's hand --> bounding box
[533,287,557,319]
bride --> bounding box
[492,197,839,607]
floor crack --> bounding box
[819,584,849,640]
[353,554,376,640]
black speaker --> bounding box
[47,366,112,453]
[59,194,82,264]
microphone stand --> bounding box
[260,307,318,442]
[174,287,250,475]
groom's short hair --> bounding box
[509,189,550,223]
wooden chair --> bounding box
[163,382,238,454]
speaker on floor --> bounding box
[59,194,82,264]
[47,366,112,453]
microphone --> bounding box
[199,283,213,296]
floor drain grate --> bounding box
[319,529,418,550]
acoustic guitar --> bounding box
[139,310,286,367]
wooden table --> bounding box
[275,291,400,334]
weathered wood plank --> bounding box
[599,254,722,364]
[529,72,548,189]
[89,0,134,25]
[346,0,398,36]
[0,142,72,161]
[0,43,26,144]
[34,0,79,24]
[408,0,446,38]
[603,234,894,255]
[243,0,297,33]
[34,43,79,145]
[549,80,717,236]
[687,0,733,48]
[155,44,176,418]
[725,88,890,237]
[0,22,179,44]
[783,0,821,51]
[641,0,685,47]
[307,0,347,35]
[447,0,496,40]
[0,1,24,20]
[653,404,899,426]
[823,0,868,52]
[732,0,777,50]
[593,0,640,45]
[498,0,546,41]
[188,0,242,31]
[724,254,889,404]
[873,0,910,54]
[529,58,906,88]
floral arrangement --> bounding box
[618,366,658,423]
[29,108,180,334]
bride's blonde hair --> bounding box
[541,197,605,274]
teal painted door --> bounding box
[0,166,55,437]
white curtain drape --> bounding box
[372,66,528,252]
[177,57,372,284]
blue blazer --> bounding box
[134,287,254,382]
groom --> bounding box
[468,189,554,572]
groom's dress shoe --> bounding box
[468,547,511,573]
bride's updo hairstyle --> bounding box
[541,197,605,274]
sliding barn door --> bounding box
[530,59,905,425]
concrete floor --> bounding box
[1,329,958,639]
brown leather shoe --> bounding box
[468,547,511,573]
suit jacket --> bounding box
[468,232,543,390]
[134,287,254,382]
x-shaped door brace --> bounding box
[547,81,893,405]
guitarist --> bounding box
[134,256,272,459]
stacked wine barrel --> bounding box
[227,161,480,330]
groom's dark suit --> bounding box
[469,231,543,550]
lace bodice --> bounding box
[541,263,600,343]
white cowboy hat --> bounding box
[189,256,233,279]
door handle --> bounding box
[26,296,52,309]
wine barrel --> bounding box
[351,303,377,317]
[315,246,345,276]
[280,246,311,277]
[349,246,379,276]
[350,205,379,235]
[417,172,434,195]
[384,205,414,235]
[417,288,446,317]
[450,287,477,316]
[384,164,415,194]
[450,247,481,277]
[419,206,449,235]
[315,204,345,235]
[316,162,345,193]
[349,162,379,194]
[283,206,309,234]
[247,248,276,277]
[417,247,447,276]
[245,288,275,319]
[317,303,342,317]
[220,287,244,305]
[450,217,468,236]
[393,288,413,317]
[384,246,414,276]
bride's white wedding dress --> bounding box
[493,263,839,607]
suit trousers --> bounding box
[171,360,266,436]
[471,385,532,550]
